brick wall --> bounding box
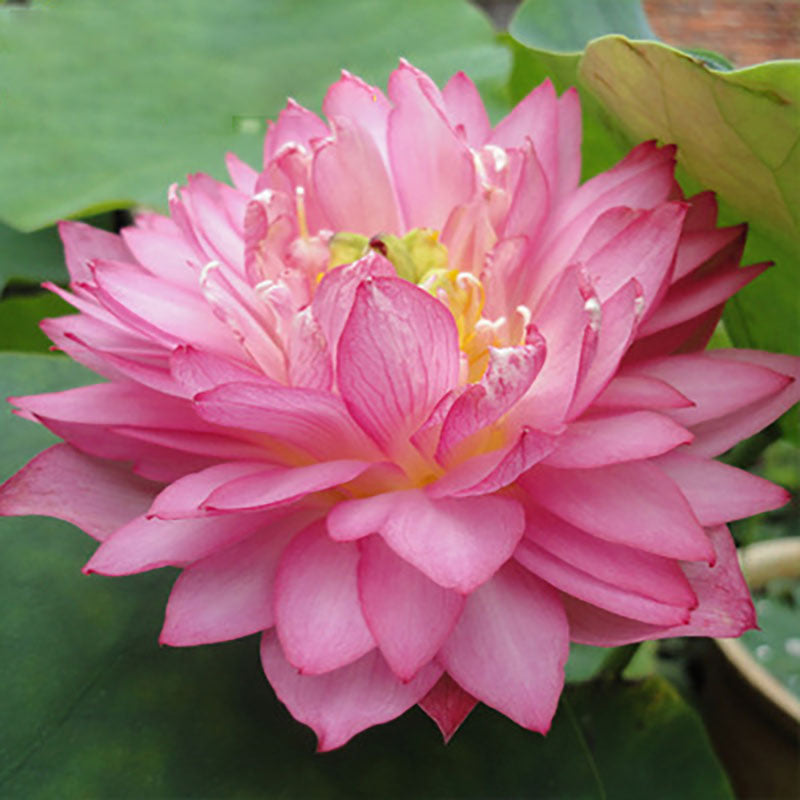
[643,0,799,65]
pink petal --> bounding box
[311,253,396,371]
[638,262,767,337]
[170,344,269,396]
[313,115,401,235]
[522,503,696,608]
[322,70,392,163]
[554,87,581,200]
[388,61,476,230]
[684,350,800,456]
[261,631,442,752]
[515,540,691,626]
[564,525,756,644]
[358,536,464,681]
[439,560,568,733]
[515,267,589,429]
[288,307,333,391]
[442,71,491,146]
[673,224,745,281]
[147,461,274,519]
[160,523,298,646]
[593,374,693,411]
[542,411,693,469]
[490,80,558,190]
[194,381,378,461]
[501,142,549,241]
[264,99,329,165]
[83,508,290,575]
[631,352,792,428]
[583,203,686,315]
[225,151,258,194]
[327,489,525,593]
[0,444,158,541]
[274,521,375,674]
[418,673,478,743]
[428,427,557,498]
[337,277,459,458]
[120,225,201,291]
[204,459,372,512]
[567,279,640,418]
[654,450,790,525]
[437,341,546,462]
[59,220,133,283]
[12,382,210,431]
[521,462,714,562]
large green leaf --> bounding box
[0,352,733,797]
[0,223,67,293]
[0,293,71,353]
[0,0,509,232]
[510,0,654,53]
[579,39,800,356]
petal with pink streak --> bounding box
[84,508,295,575]
[564,526,756,645]
[654,450,790,525]
[313,115,402,235]
[439,560,568,733]
[522,503,696,608]
[521,462,714,562]
[59,220,133,283]
[288,307,333,391]
[0,444,159,541]
[542,411,693,469]
[437,342,546,462]
[358,536,464,681]
[312,253,396,369]
[194,381,378,461]
[147,461,274,519]
[274,521,375,674]
[264,99,329,165]
[338,277,459,458]
[685,351,799,457]
[442,71,491,146]
[631,352,792,428]
[160,523,297,646]
[418,673,478,742]
[261,631,442,752]
[328,489,525,593]
[204,459,372,512]
[515,539,691,625]
[490,80,558,190]
[387,62,475,230]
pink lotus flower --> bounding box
[2,61,798,750]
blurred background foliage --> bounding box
[0,1,797,797]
